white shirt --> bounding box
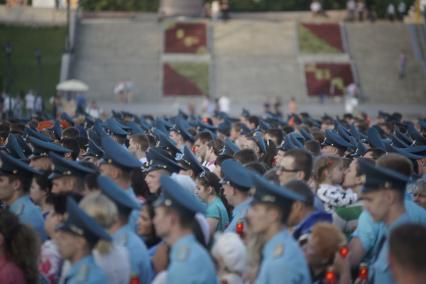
[25,93,35,109]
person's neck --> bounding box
[320,179,336,186]
[115,178,130,190]
[351,184,363,195]
[397,273,426,284]
[206,194,216,204]
[208,154,217,163]
[385,202,406,225]
[232,193,249,208]
[264,223,284,242]
[298,207,315,223]
[110,220,126,234]
[5,191,24,206]
[136,151,146,160]
[70,250,89,265]
[165,227,192,246]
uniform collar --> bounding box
[171,234,195,257]
[9,194,29,211]
[388,212,410,232]
[67,254,94,279]
[232,197,252,217]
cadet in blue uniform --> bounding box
[154,175,217,284]
[27,135,71,171]
[100,135,143,232]
[221,159,253,234]
[0,150,47,241]
[97,175,152,284]
[143,147,182,195]
[248,173,311,284]
[357,156,415,284]
[48,152,96,195]
[56,197,110,284]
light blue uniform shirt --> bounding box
[370,214,411,284]
[64,255,108,284]
[352,199,426,264]
[256,229,311,284]
[225,197,252,233]
[10,195,47,241]
[113,224,152,284]
[167,234,217,284]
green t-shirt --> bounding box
[206,196,229,232]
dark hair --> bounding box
[234,149,257,165]
[0,210,40,284]
[266,128,284,146]
[209,138,225,157]
[245,162,266,175]
[364,148,386,160]
[141,198,161,248]
[304,140,321,156]
[62,127,80,139]
[33,172,52,194]
[354,157,375,177]
[9,174,33,194]
[61,138,80,160]
[247,116,260,129]
[131,168,154,200]
[389,223,426,274]
[284,149,313,181]
[260,139,277,169]
[0,122,10,141]
[196,171,221,195]
[264,168,280,184]
[377,153,413,177]
[285,180,314,207]
[194,131,214,144]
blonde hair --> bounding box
[80,192,119,255]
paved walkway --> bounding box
[97,100,425,118]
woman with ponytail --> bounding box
[0,209,40,284]
[195,170,230,233]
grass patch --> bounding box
[169,62,209,95]
[0,24,66,100]
[298,25,341,54]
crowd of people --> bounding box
[0,106,425,284]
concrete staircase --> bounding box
[71,15,162,102]
[345,22,426,103]
[70,13,426,115]
[213,19,306,105]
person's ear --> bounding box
[296,171,305,180]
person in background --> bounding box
[195,170,229,233]
[153,176,217,283]
[0,210,40,284]
[302,223,348,283]
[313,155,358,213]
[389,223,426,284]
[412,178,426,209]
[248,174,311,283]
[286,180,332,242]
[30,172,52,218]
[39,193,72,284]
[80,191,131,284]
[55,198,110,283]
[211,232,247,284]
